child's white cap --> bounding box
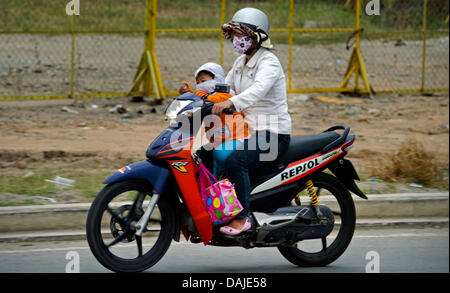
[195,62,225,84]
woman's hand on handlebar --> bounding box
[212,100,234,115]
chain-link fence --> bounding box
[154,0,361,94]
[154,0,449,95]
[0,0,448,101]
[360,0,449,93]
[0,0,147,100]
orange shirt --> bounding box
[196,91,249,147]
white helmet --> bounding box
[195,62,225,84]
[231,7,270,37]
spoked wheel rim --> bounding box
[98,189,163,261]
[86,180,177,272]
[288,179,354,256]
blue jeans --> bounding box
[212,139,243,179]
[225,131,291,219]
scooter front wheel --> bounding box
[86,179,177,273]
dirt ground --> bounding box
[0,91,448,205]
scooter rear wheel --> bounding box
[277,172,356,267]
[86,179,177,273]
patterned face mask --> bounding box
[232,36,253,55]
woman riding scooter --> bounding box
[211,8,292,235]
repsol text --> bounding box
[281,158,320,181]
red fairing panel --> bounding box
[163,138,213,245]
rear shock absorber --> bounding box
[305,180,319,206]
[305,179,325,221]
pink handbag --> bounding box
[197,160,243,226]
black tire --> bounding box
[277,172,356,267]
[86,179,177,273]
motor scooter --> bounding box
[86,93,367,272]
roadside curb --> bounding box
[0,217,447,243]
[0,192,448,233]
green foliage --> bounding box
[0,170,58,197]
[1,0,446,34]
[0,170,110,200]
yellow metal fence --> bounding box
[359,0,449,94]
[0,0,448,101]
[146,0,373,98]
[0,0,148,101]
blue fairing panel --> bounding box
[103,160,171,195]
[177,92,201,101]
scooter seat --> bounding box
[278,132,340,164]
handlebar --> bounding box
[201,101,235,116]
[222,108,236,115]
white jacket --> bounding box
[227,48,292,135]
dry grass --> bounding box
[371,138,446,188]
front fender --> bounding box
[103,160,171,195]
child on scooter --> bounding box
[179,62,249,178]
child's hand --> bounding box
[178,83,193,94]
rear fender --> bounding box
[328,159,368,199]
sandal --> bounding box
[219,219,251,236]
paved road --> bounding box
[0,228,448,273]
